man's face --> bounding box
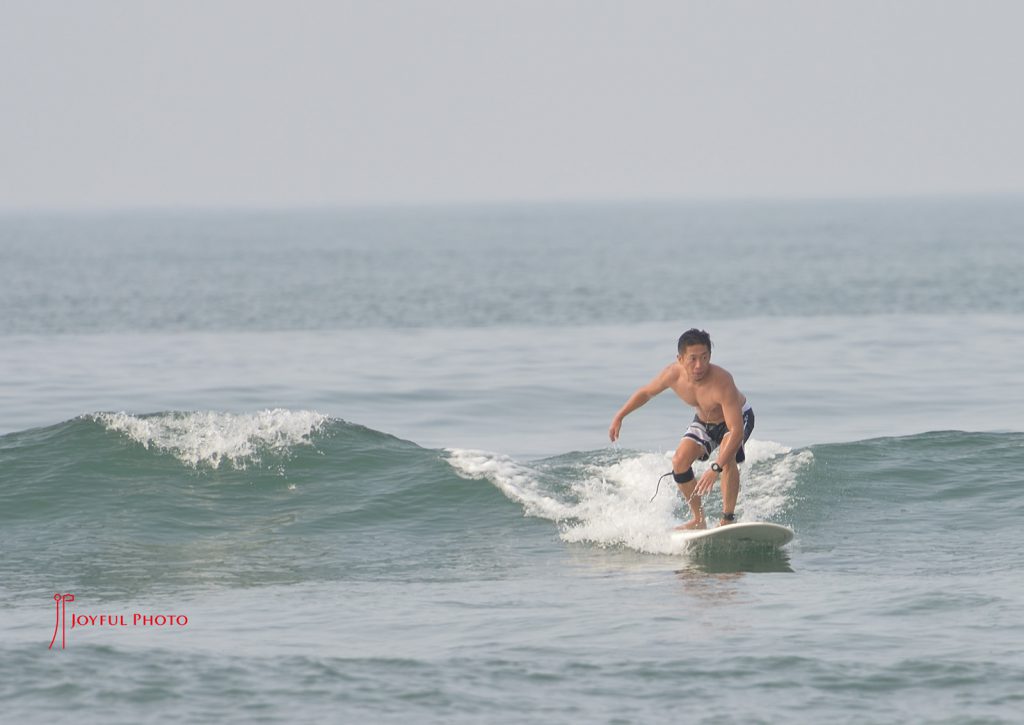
[677,344,711,381]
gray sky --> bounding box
[2,0,1023,211]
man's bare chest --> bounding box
[669,382,721,420]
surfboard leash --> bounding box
[650,471,674,502]
[651,471,699,505]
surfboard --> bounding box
[670,521,793,548]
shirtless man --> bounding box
[608,329,754,529]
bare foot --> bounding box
[718,517,737,527]
[674,518,707,531]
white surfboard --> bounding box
[671,521,794,548]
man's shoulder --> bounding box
[709,365,739,391]
[710,363,735,380]
[660,362,682,381]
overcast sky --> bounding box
[2,0,1023,211]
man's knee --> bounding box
[672,446,700,472]
[673,442,703,485]
[672,468,695,484]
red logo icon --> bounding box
[49,593,75,650]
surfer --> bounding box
[608,328,754,529]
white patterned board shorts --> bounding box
[682,403,755,463]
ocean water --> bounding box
[2,198,1024,723]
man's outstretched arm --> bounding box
[609,368,671,442]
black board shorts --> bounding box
[682,403,755,463]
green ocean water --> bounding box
[3,198,1024,723]
[2,415,1023,723]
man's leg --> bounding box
[720,461,740,526]
[717,418,753,525]
[672,438,706,530]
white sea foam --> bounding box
[95,409,330,469]
[739,439,814,523]
[445,448,576,521]
[446,439,812,555]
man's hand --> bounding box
[608,416,623,442]
[694,467,719,495]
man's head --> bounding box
[677,328,712,356]
[677,328,712,381]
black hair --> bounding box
[677,328,712,355]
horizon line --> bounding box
[1,190,1022,217]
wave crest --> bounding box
[447,439,811,555]
[93,409,330,469]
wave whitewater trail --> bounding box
[4,408,1020,596]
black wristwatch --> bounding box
[710,462,724,474]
